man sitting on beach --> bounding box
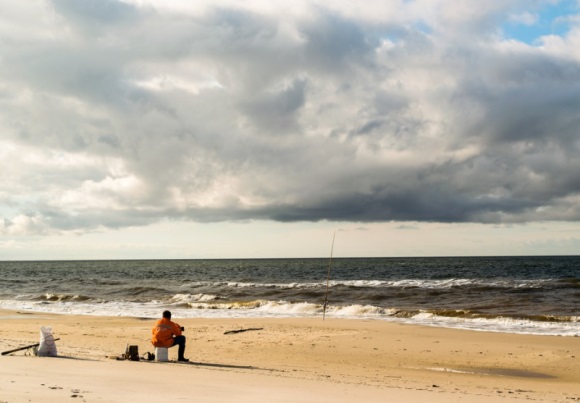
[152,310,189,362]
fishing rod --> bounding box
[1,339,61,356]
[322,231,336,321]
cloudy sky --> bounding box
[1,0,580,259]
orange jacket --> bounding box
[151,317,182,348]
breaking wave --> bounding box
[181,278,564,290]
[35,293,94,302]
[2,297,577,337]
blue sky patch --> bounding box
[503,0,578,44]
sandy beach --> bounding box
[0,309,578,402]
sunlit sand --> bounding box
[0,309,578,402]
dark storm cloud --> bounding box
[50,0,137,24]
[240,79,307,133]
[1,0,580,234]
[300,11,380,72]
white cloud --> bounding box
[1,0,579,242]
[0,214,48,236]
[509,11,539,25]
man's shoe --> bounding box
[178,358,189,362]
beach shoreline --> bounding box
[0,308,578,402]
[2,257,578,338]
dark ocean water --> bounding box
[0,256,578,336]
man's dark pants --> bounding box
[172,335,186,359]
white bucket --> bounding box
[155,347,168,362]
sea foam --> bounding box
[2,298,577,337]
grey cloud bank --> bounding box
[1,0,580,236]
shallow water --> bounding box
[1,256,578,336]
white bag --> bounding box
[37,326,57,357]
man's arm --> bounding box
[172,321,183,336]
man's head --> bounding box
[162,310,172,319]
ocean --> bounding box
[0,256,578,336]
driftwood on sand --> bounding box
[223,328,264,335]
